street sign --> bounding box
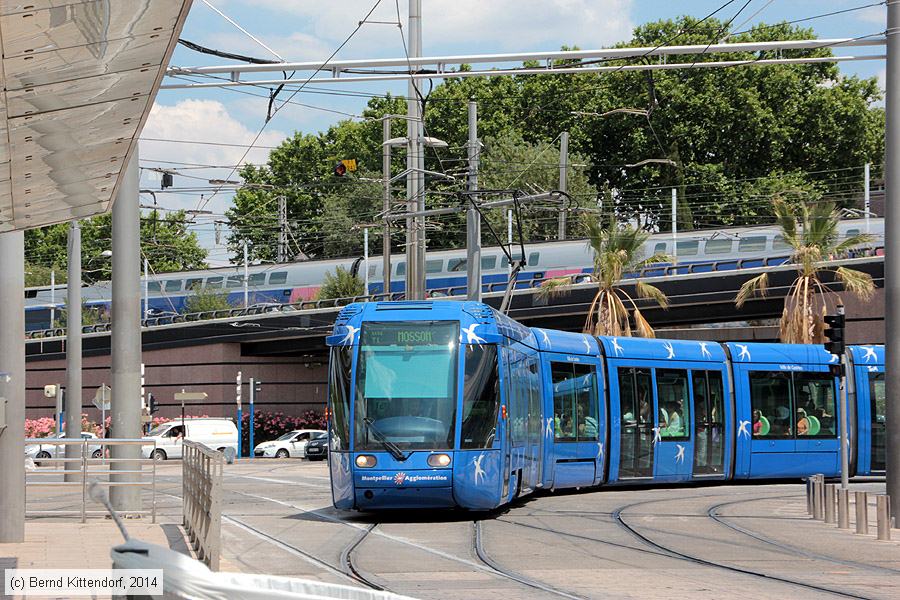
[92,384,111,411]
[174,392,208,402]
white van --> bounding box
[142,418,238,461]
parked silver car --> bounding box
[25,432,103,465]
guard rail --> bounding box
[182,440,223,570]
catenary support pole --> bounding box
[885,0,900,523]
[865,162,871,237]
[672,188,678,263]
[110,152,142,512]
[364,227,370,294]
[143,258,149,322]
[277,196,287,263]
[405,0,423,299]
[558,131,568,241]
[50,270,56,330]
[0,230,25,542]
[507,209,513,275]
[467,100,481,302]
[839,304,849,490]
[242,240,249,308]
[382,117,392,297]
[64,221,83,482]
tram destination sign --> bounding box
[361,322,458,347]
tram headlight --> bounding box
[355,455,377,468]
[427,453,452,468]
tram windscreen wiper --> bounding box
[363,418,409,462]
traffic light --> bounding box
[333,162,347,177]
[148,392,159,415]
[824,309,845,357]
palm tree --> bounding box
[540,216,670,337]
[735,199,875,344]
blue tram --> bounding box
[325,301,886,511]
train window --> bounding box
[147,281,161,293]
[368,264,377,278]
[738,236,767,252]
[226,276,243,288]
[206,277,223,289]
[749,372,793,437]
[499,251,539,268]
[448,258,467,272]
[461,344,500,449]
[773,235,791,251]
[248,273,266,286]
[328,346,352,451]
[482,256,497,270]
[794,372,836,437]
[185,278,203,291]
[164,280,182,292]
[396,262,406,276]
[705,239,732,254]
[269,272,288,285]
[528,252,540,266]
[870,373,886,471]
[654,242,667,255]
[551,362,598,442]
[657,369,689,439]
[846,228,860,238]
[676,241,699,256]
[426,260,444,274]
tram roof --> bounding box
[0,0,192,232]
[723,342,839,366]
[848,344,883,366]
[600,336,727,363]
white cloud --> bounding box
[251,0,634,56]
[857,5,886,26]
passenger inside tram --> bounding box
[796,408,810,435]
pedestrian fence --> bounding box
[182,440,223,570]
[806,474,894,540]
[24,437,156,523]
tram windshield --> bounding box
[354,322,459,451]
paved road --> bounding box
[25,459,900,599]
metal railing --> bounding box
[24,248,884,339]
[182,440,223,571]
[25,438,157,523]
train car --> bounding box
[325,300,886,511]
[23,217,884,331]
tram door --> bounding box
[618,367,654,478]
[870,372,886,472]
[692,370,726,476]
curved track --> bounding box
[339,523,385,591]
[611,498,873,599]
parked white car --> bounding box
[25,432,103,465]
[253,429,326,458]
[142,418,238,461]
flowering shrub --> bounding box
[25,417,57,438]
[240,409,327,455]
[27,413,210,438]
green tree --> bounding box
[317,266,365,300]
[735,200,874,344]
[540,216,669,337]
[183,285,234,314]
[25,210,208,283]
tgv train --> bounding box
[324,301,885,511]
[23,218,883,331]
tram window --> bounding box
[164,280,182,292]
[749,372,793,437]
[147,281,162,293]
[551,362,598,442]
[481,256,497,270]
[794,372,836,437]
[870,373,886,471]
[185,278,203,291]
[248,273,266,286]
[738,236,767,252]
[396,262,405,276]
[328,346,352,451]
[426,260,443,274]
[206,277,223,289]
[448,258,467,272]
[705,239,733,254]
[773,235,791,251]
[676,241,699,257]
[269,272,288,285]
[461,345,500,449]
[657,369,689,439]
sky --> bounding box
[139,0,889,265]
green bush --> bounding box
[317,266,365,300]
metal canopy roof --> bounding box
[0,0,193,232]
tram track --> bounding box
[339,523,386,591]
[610,497,875,599]
[473,520,591,600]
[706,496,900,575]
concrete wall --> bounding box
[26,343,327,422]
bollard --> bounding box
[825,484,836,524]
[806,478,814,515]
[877,495,892,541]
[855,491,869,535]
[813,476,824,520]
[837,488,850,529]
